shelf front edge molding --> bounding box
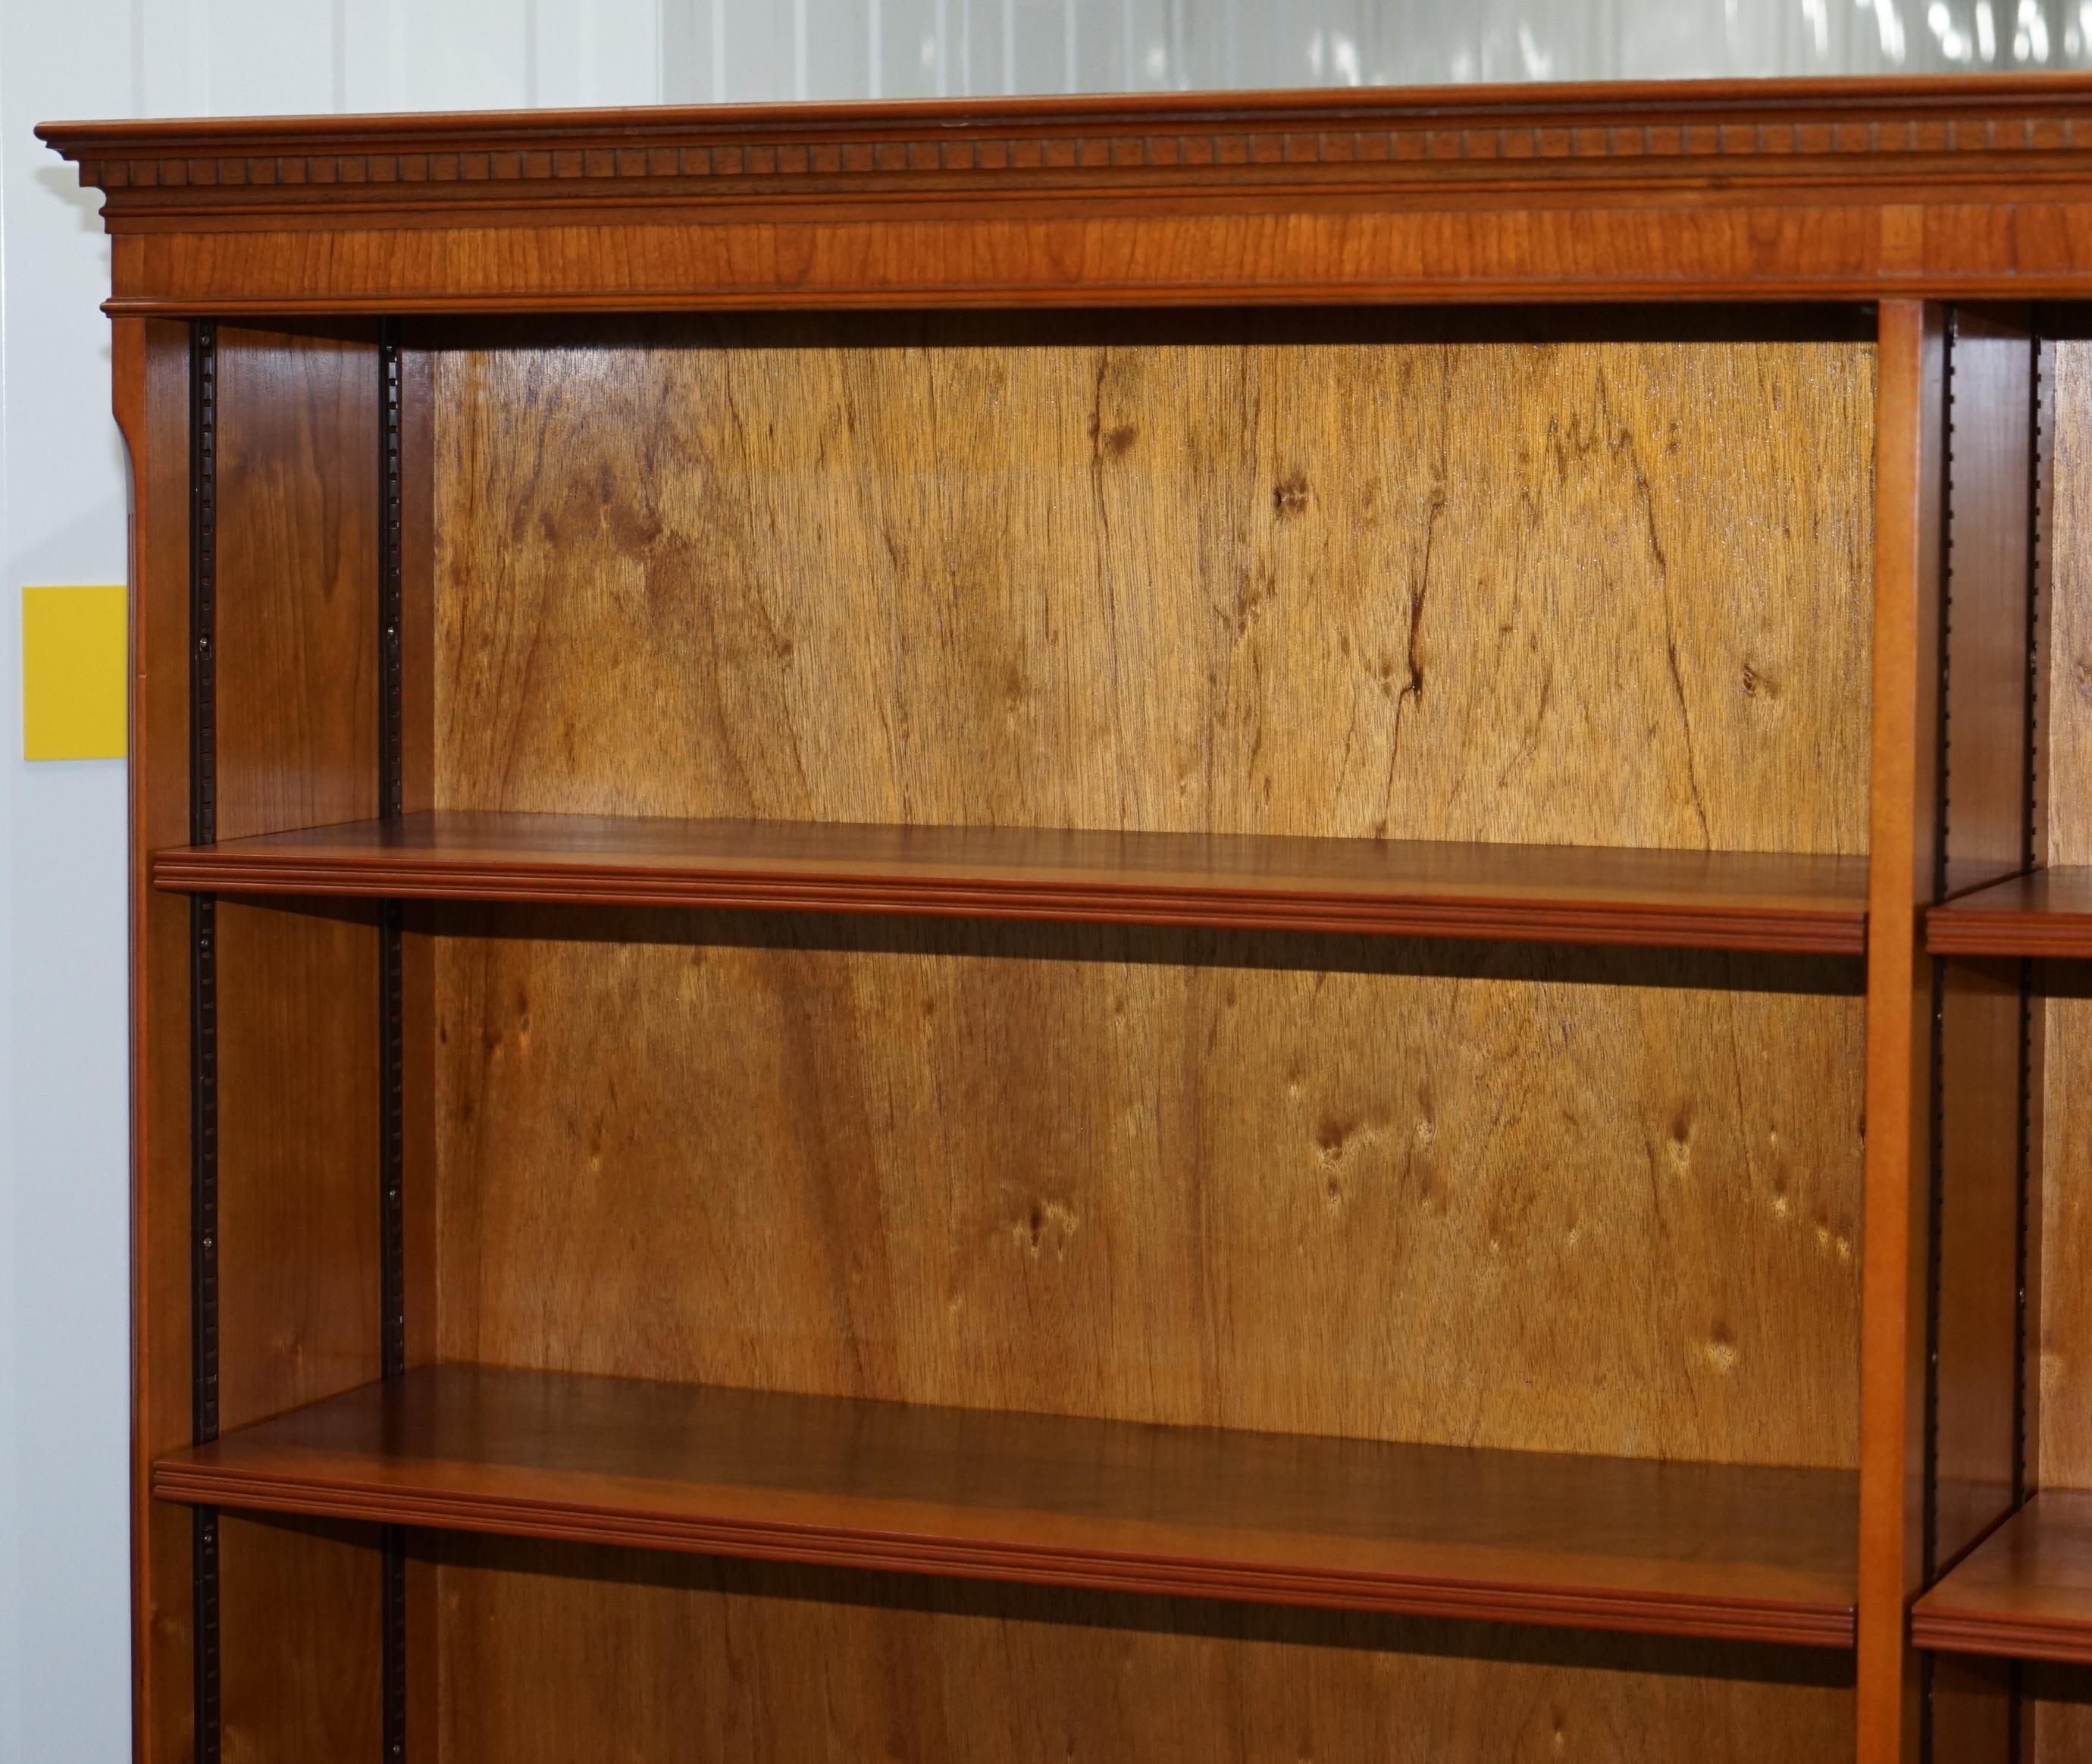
[150,1368,1859,1649]
[45,77,2092,306]
[1913,1491,2092,1663]
[1927,865,2092,956]
[149,813,1871,954]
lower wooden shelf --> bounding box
[152,1365,1856,1647]
[1913,1490,2092,1662]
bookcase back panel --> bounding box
[423,1538,1852,1764]
[215,323,380,843]
[210,324,388,1432]
[208,323,392,1763]
[2032,1665,2092,1762]
[218,1515,384,1764]
[213,901,384,1763]
[431,321,1874,852]
[2039,337,2092,1490]
[431,910,1863,1468]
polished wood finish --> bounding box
[1931,867,2092,955]
[154,813,1873,954]
[421,301,1873,1552]
[2039,342,2092,1506]
[113,315,197,1764]
[433,911,1862,1468]
[44,80,2092,310]
[218,1515,384,1764]
[155,1366,1859,1648]
[432,322,1873,854]
[66,78,2092,1764]
[209,321,384,1419]
[1908,312,2054,1764]
[1857,299,1946,1764]
[434,1543,1856,1764]
[2028,335,2092,1764]
[1915,1492,2092,1663]
[1928,312,2047,1764]
[213,324,377,841]
[424,298,1872,1764]
[207,322,388,1764]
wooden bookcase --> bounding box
[39,74,2092,1763]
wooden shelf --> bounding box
[152,1366,1859,1647]
[1927,866,2092,957]
[151,812,1870,954]
[1913,1490,2092,1663]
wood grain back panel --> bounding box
[2031,1663,2092,1761]
[215,322,379,841]
[210,321,386,1763]
[2044,336,2092,881]
[219,1515,383,1764]
[415,319,1874,1762]
[426,322,1871,1472]
[2033,337,2092,1762]
[432,910,1863,1469]
[1927,312,2040,1764]
[427,1538,1853,1764]
[215,899,381,1431]
[2039,338,2092,1501]
[432,318,1874,852]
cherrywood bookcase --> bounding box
[39,73,2092,1764]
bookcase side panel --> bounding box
[117,315,199,1764]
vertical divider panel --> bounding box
[377,321,408,1764]
[2022,331,2056,1521]
[1861,299,1948,1764]
[1864,306,2052,1764]
[115,317,197,1764]
[396,334,442,1764]
[187,318,221,1764]
[2018,332,2056,1764]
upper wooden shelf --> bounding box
[152,812,1869,954]
[1927,866,2092,957]
[153,1365,1858,1648]
[1913,1490,2092,1663]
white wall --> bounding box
[4,2,2090,1758]
[6,14,149,1759]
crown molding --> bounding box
[40,75,2092,230]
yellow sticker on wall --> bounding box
[23,585,127,760]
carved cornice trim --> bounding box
[40,74,2092,227]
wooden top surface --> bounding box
[1927,865,2092,956]
[154,1365,1859,1647]
[152,812,1871,953]
[42,77,2092,308]
[1913,1490,2092,1662]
